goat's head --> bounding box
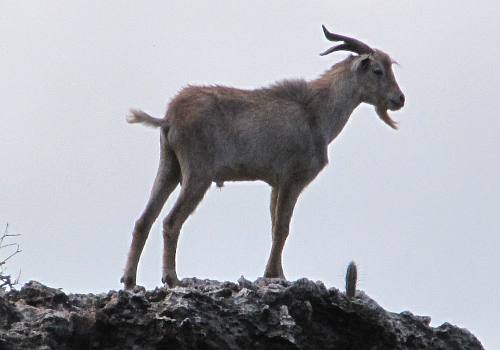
[321,25,405,129]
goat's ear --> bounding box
[351,54,372,72]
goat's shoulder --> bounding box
[263,79,314,107]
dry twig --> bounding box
[0,223,22,290]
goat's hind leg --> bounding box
[121,136,180,289]
[161,175,211,287]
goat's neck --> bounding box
[310,69,363,144]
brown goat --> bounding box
[121,26,405,289]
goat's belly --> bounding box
[213,162,277,186]
[210,137,325,186]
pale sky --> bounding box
[1,1,499,348]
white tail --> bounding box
[126,109,167,128]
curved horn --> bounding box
[320,25,373,56]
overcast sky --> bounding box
[1,1,499,348]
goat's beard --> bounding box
[375,105,398,130]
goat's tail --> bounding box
[126,109,168,129]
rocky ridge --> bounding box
[0,278,484,350]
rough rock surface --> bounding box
[0,279,483,350]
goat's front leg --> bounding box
[270,187,278,230]
[264,182,304,279]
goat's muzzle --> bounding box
[388,93,405,111]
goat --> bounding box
[121,25,405,289]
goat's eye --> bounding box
[373,69,383,76]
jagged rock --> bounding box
[0,279,483,350]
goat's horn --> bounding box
[321,25,373,55]
[320,43,361,56]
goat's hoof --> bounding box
[162,274,179,288]
[264,275,286,280]
[120,275,136,290]
[263,268,286,280]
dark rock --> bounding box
[7,281,69,308]
[0,291,20,328]
[0,279,484,350]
